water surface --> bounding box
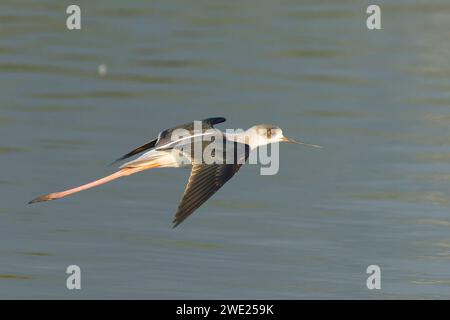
[1,0,450,298]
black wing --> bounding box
[110,117,226,166]
[155,117,226,149]
[172,163,243,228]
[109,138,158,166]
[172,141,249,228]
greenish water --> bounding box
[2,0,450,298]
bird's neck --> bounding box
[226,130,262,150]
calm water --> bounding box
[1,0,450,299]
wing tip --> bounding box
[172,220,182,229]
[108,156,126,167]
[110,139,158,167]
[204,117,226,125]
[172,214,186,228]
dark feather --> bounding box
[172,141,249,228]
[110,117,226,166]
[155,117,226,150]
[109,138,157,166]
[172,163,243,228]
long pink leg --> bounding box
[29,164,158,204]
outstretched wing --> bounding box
[173,141,249,228]
[109,138,158,166]
[110,117,226,166]
[155,117,225,149]
[173,163,243,228]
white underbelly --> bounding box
[120,149,192,169]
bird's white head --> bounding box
[245,124,322,149]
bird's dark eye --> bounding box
[266,128,272,138]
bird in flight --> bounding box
[29,117,320,227]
